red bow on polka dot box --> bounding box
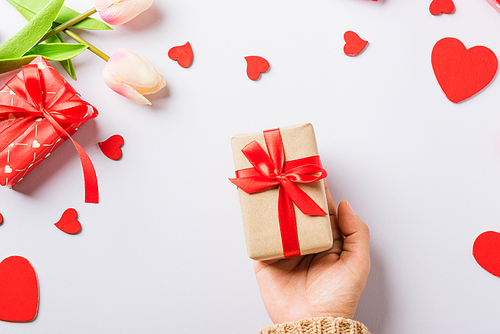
[0,56,99,204]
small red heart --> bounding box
[0,213,3,225]
[54,208,81,234]
[473,231,500,277]
[431,37,498,103]
[429,0,455,15]
[99,135,124,161]
[245,56,270,81]
[168,42,193,68]
[343,31,368,57]
[0,256,38,322]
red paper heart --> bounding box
[473,231,500,277]
[98,135,124,161]
[245,56,270,81]
[343,31,368,57]
[0,256,38,322]
[54,208,81,234]
[429,0,455,15]
[431,37,498,103]
[168,42,193,68]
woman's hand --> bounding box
[254,180,371,324]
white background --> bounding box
[1,0,500,333]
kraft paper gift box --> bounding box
[230,123,333,261]
[0,56,99,203]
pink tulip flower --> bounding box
[95,0,154,25]
[103,48,165,105]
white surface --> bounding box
[1,0,500,333]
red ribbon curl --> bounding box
[230,128,327,258]
[0,64,99,204]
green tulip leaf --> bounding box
[6,0,112,31]
[45,33,76,80]
[62,59,76,79]
[5,0,41,20]
[25,43,88,60]
[0,43,87,75]
[59,7,112,31]
[0,0,64,59]
[0,56,37,74]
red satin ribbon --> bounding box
[230,128,327,258]
[0,64,99,204]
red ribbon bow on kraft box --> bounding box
[0,56,99,203]
[230,123,333,260]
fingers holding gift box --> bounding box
[230,123,333,261]
[0,56,99,203]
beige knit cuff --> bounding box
[259,317,369,334]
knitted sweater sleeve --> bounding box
[259,317,369,334]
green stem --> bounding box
[41,7,97,42]
[63,29,110,62]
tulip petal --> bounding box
[95,0,154,25]
[103,67,151,105]
[94,0,114,11]
[106,49,160,88]
[103,48,166,105]
[134,70,166,95]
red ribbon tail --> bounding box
[71,138,99,204]
[43,112,99,204]
[281,178,327,216]
[278,186,301,258]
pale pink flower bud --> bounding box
[103,48,166,105]
[95,0,154,25]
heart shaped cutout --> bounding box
[245,56,270,81]
[431,37,498,103]
[473,231,500,277]
[54,208,81,234]
[343,31,368,57]
[4,165,12,174]
[0,256,38,322]
[99,135,124,161]
[429,0,455,15]
[168,42,193,68]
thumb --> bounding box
[337,200,371,277]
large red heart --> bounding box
[168,42,193,68]
[245,56,270,81]
[343,31,368,57]
[54,208,81,234]
[473,231,500,277]
[429,0,455,15]
[99,135,124,161]
[431,37,498,103]
[0,256,38,322]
